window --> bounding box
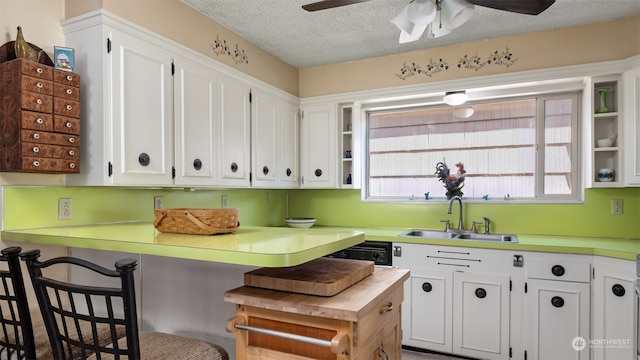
[365,93,580,202]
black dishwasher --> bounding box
[325,241,392,266]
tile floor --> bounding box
[402,348,469,359]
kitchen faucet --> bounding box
[447,195,464,231]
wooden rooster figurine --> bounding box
[14,26,42,62]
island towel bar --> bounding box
[226,316,349,355]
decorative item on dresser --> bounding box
[0,58,80,173]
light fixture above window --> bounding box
[443,90,468,106]
[391,0,475,43]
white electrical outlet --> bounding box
[154,196,163,210]
[611,199,623,215]
[58,198,72,220]
[221,195,228,208]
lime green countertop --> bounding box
[1,223,365,267]
[344,227,639,260]
[2,224,638,264]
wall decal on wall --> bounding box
[396,47,517,80]
[397,58,449,80]
[210,35,249,65]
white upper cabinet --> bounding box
[300,104,337,188]
[624,58,640,185]
[218,73,251,187]
[63,11,299,188]
[252,89,299,188]
[173,56,218,186]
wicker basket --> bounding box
[153,208,240,235]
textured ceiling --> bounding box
[182,0,640,68]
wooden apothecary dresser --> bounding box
[225,266,410,360]
[0,58,80,173]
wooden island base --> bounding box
[225,266,409,360]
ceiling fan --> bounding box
[302,0,555,43]
[302,0,555,15]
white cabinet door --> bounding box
[526,279,590,360]
[624,62,640,185]
[173,56,218,186]
[110,29,174,186]
[300,104,337,188]
[252,92,278,187]
[591,257,637,360]
[404,271,453,353]
[218,73,250,187]
[453,272,510,360]
[279,103,299,187]
[251,90,298,188]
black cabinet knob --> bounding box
[230,162,238,173]
[611,284,625,297]
[314,169,322,177]
[193,158,202,170]
[551,296,564,308]
[286,168,292,177]
[263,166,269,175]
[475,288,487,299]
[422,282,432,292]
[138,153,150,167]
[551,265,565,277]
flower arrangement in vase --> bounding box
[435,159,466,199]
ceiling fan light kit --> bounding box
[391,0,476,43]
[442,0,475,29]
[444,90,468,106]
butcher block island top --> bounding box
[225,265,410,359]
[1,222,365,267]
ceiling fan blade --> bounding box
[302,0,370,12]
[466,0,555,15]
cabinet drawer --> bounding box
[21,130,79,147]
[22,142,79,160]
[20,91,52,113]
[53,83,80,101]
[19,60,53,80]
[20,75,53,94]
[53,115,80,135]
[355,284,403,349]
[54,70,80,87]
[21,111,53,131]
[22,157,79,173]
[53,97,80,118]
[527,258,591,283]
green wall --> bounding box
[3,186,640,240]
[288,188,640,238]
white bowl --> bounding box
[596,135,616,148]
[285,218,316,228]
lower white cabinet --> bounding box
[591,256,637,360]
[525,255,591,360]
[525,279,590,360]
[453,272,510,359]
[393,243,513,360]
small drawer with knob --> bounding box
[53,115,80,135]
[20,60,53,80]
[21,157,80,173]
[54,69,80,87]
[21,130,79,147]
[527,258,591,283]
[53,82,81,101]
[19,90,52,113]
[53,97,81,118]
[20,75,53,95]
[21,111,53,131]
[22,142,79,160]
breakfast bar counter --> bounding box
[1,222,365,267]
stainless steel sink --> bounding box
[398,229,518,243]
